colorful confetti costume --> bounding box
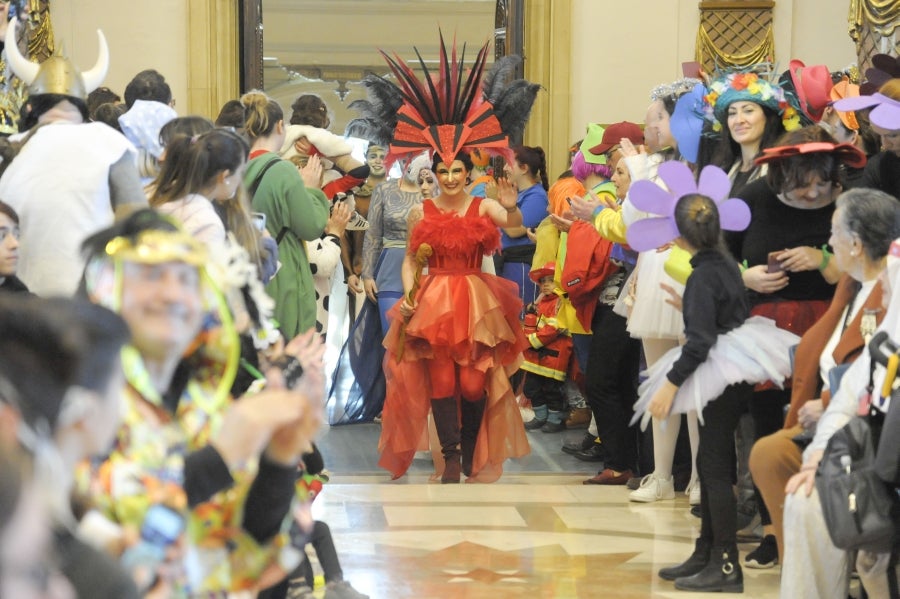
[378,197,530,482]
[86,347,307,596]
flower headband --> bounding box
[832,92,900,131]
[753,141,867,169]
[704,71,800,132]
[625,161,751,252]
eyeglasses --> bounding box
[0,225,20,241]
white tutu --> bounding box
[626,249,685,340]
[631,316,800,430]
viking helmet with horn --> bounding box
[5,17,109,99]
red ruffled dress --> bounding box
[378,197,531,482]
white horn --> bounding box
[80,29,109,94]
[4,17,39,86]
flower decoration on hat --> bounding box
[753,141,868,169]
[625,161,751,252]
[704,70,800,132]
[833,92,900,132]
[380,32,514,166]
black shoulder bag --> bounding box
[815,330,900,553]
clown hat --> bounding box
[579,123,607,164]
[529,261,556,283]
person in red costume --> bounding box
[375,34,537,483]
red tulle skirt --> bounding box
[377,269,531,481]
[750,298,829,391]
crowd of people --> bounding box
[0,14,897,599]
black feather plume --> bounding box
[493,80,542,146]
[482,55,522,104]
[345,74,404,146]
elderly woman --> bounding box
[779,220,900,598]
[748,188,900,569]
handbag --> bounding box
[815,331,900,553]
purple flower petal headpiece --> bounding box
[832,93,900,131]
[625,161,751,252]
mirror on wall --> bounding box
[258,0,515,138]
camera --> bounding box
[120,504,185,591]
[271,355,304,390]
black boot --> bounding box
[658,538,711,581]
[460,397,485,477]
[430,398,461,484]
[674,544,743,593]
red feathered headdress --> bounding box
[380,32,512,166]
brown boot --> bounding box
[430,398,461,484]
[460,397,485,477]
[565,407,592,429]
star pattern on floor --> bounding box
[354,540,649,598]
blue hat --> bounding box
[670,83,706,164]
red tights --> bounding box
[427,356,485,401]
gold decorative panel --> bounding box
[849,0,900,73]
[696,1,776,73]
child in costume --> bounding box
[277,445,368,599]
[626,162,798,593]
[521,261,573,432]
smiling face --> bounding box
[727,101,766,149]
[119,261,203,362]
[0,212,19,278]
[366,146,387,177]
[435,160,469,198]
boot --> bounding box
[674,544,743,593]
[460,397,485,477]
[658,538,711,581]
[430,398,461,484]
[525,404,547,430]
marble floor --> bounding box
[308,423,782,599]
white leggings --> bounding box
[643,338,699,481]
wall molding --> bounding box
[187,0,240,117]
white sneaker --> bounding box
[686,477,701,506]
[628,473,675,503]
[345,210,369,231]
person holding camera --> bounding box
[77,210,327,596]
